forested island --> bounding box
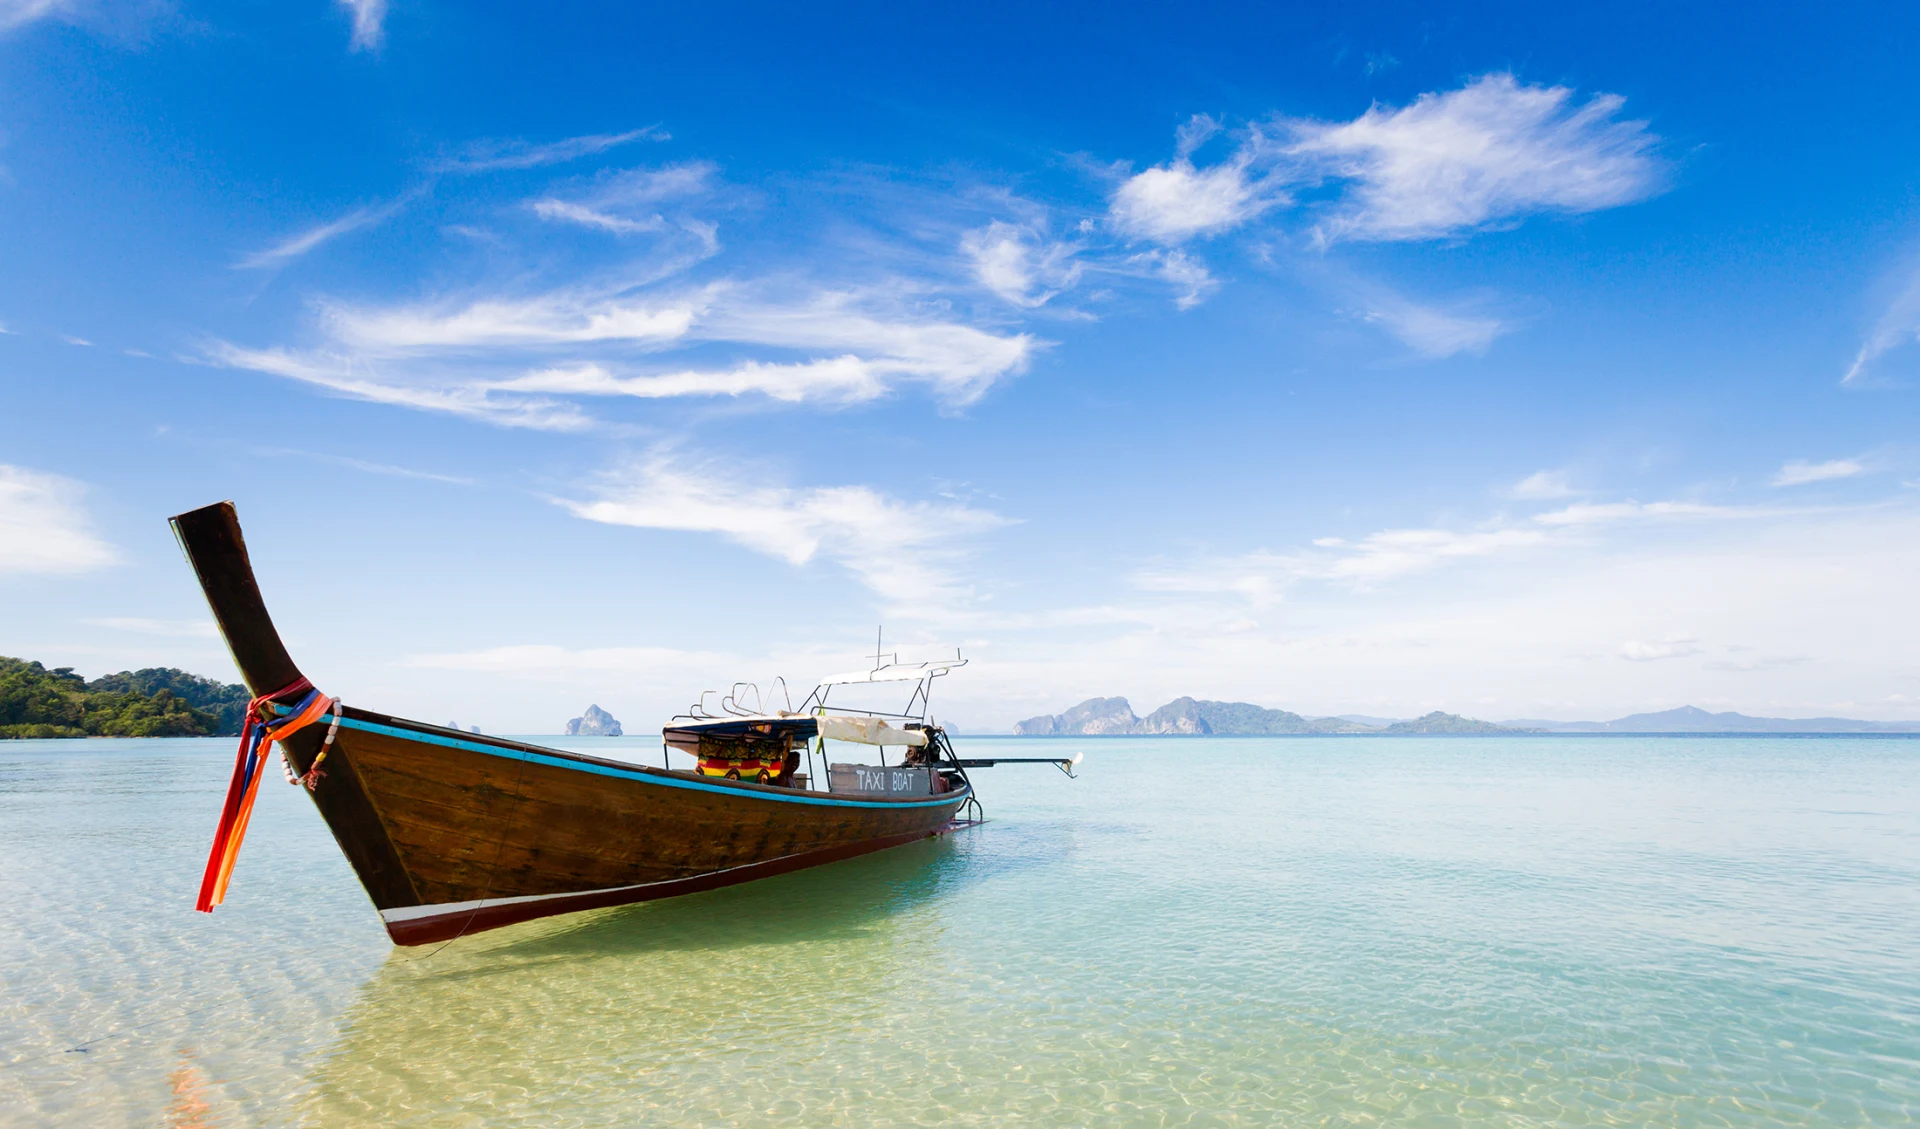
[0,657,248,738]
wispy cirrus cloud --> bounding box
[0,0,66,32]
[1144,249,1217,311]
[219,150,1040,424]
[1108,74,1662,248]
[1618,637,1702,662]
[1355,287,1506,357]
[1137,492,1803,606]
[1509,469,1579,499]
[557,453,1012,607]
[212,277,1037,424]
[1531,499,1748,525]
[529,199,664,235]
[204,341,597,430]
[1773,458,1864,486]
[1095,74,1659,331]
[438,128,666,174]
[318,288,699,350]
[1843,258,1920,386]
[1285,73,1663,245]
[240,132,672,269]
[0,465,119,574]
[0,0,169,36]
[1136,525,1553,604]
[528,162,717,237]
[236,195,414,269]
[961,220,1083,307]
[337,0,384,51]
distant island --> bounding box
[1502,705,1920,734]
[1014,697,1526,735]
[1014,697,1920,735]
[566,705,623,736]
[1,656,249,738]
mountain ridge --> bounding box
[1013,698,1520,735]
[1500,705,1920,733]
[1013,697,1920,735]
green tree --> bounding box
[1,657,223,739]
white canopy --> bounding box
[814,714,928,747]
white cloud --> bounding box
[1285,73,1663,244]
[1155,250,1216,310]
[1109,115,1277,244]
[496,357,887,404]
[1359,291,1505,356]
[558,455,1011,608]
[529,199,664,235]
[60,335,91,346]
[321,290,698,350]
[529,163,718,237]
[1618,638,1701,662]
[965,497,1920,730]
[1843,258,1920,385]
[1510,469,1577,499]
[961,221,1082,307]
[1115,248,1220,310]
[338,0,384,51]
[238,197,411,269]
[440,128,665,174]
[1531,500,1744,526]
[204,342,595,431]
[1104,76,1659,252]
[1,0,70,33]
[0,465,119,574]
[594,163,715,204]
[1137,492,1794,607]
[696,290,1037,407]
[1314,526,1553,584]
[1109,129,1275,244]
[213,281,1037,424]
[1773,458,1864,486]
[1137,525,1553,605]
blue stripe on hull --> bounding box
[336,716,967,810]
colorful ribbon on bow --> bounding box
[194,678,339,913]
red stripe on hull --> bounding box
[385,817,976,945]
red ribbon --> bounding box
[194,677,315,913]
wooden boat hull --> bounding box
[172,502,970,945]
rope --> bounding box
[194,677,339,914]
[296,699,343,791]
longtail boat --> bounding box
[171,501,1075,945]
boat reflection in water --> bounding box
[295,833,970,1126]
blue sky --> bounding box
[4,1,1920,731]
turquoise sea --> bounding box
[1,735,1916,1127]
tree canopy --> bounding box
[0,657,247,738]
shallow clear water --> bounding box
[2,736,1917,1127]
